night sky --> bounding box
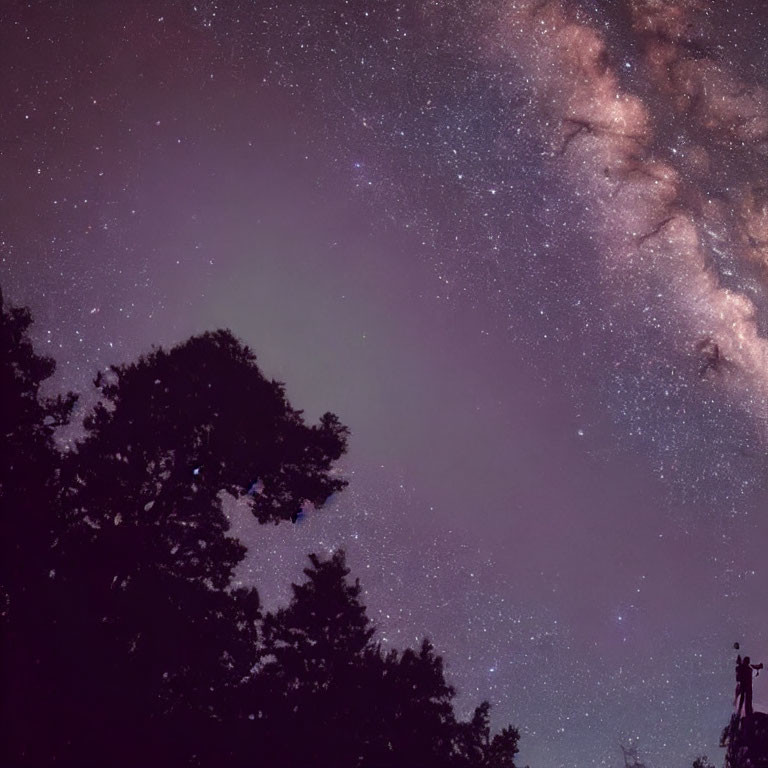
[4,1,768,766]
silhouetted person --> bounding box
[736,655,763,718]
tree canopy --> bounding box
[0,289,77,763]
[1,291,521,768]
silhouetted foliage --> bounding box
[0,288,76,763]
[0,288,75,619]
[45,329,349,765]
[485,725,522,768]
[1,293,522,768]
[453,700,519,767]
[255,550,520,768]
[723,712,768,768]
[256,550,379,766]
[381,638,459,766]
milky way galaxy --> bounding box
[4,2,768,767]
[493,0,768,428]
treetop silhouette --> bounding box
[62,329,349,589]
[257,550,521,768]
[1,292,522,768]
[40,328,351,763]
[79,329,348,518]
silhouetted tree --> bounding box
[484,724,521,768]
[256,550,377,766]
[0,288,76,764]
[692,756,715,768]
[46,330,349,765]
[722,711,768,768]
[380,637,459,766]
[255,550,520,768]
[1,302,525,768]
[452,698,520,768]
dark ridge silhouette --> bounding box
[0,287,522,768]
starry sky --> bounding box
[4,1,768,766]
